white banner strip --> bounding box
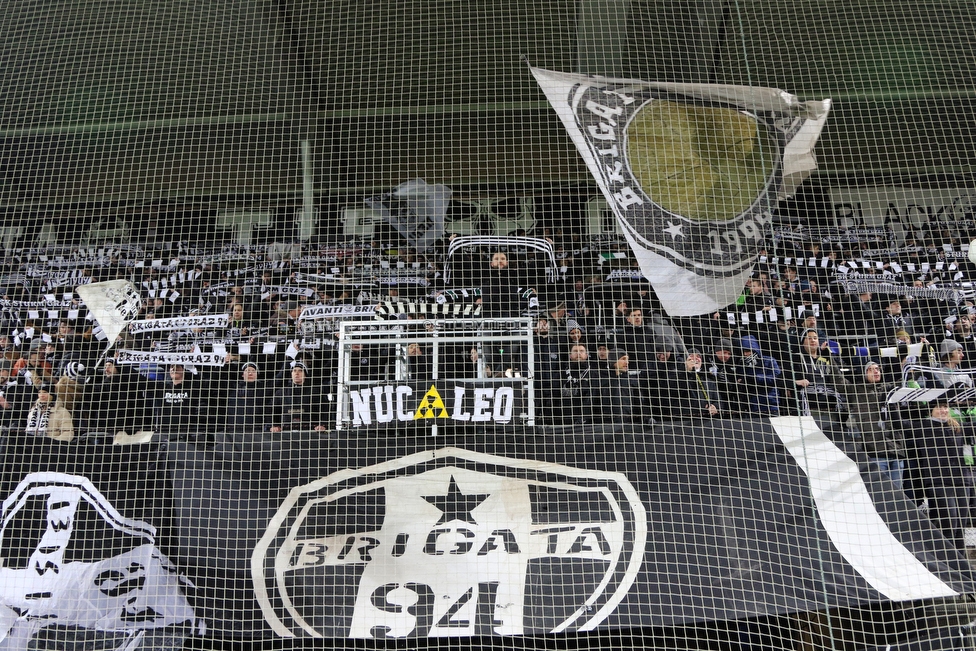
[115,350,226,367]
[299,304,377,320]
[769,416,957,601]
[129,314,229,334]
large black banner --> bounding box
[1,417,973,648]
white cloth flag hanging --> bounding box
[530,66,830,315]
[74,279,143,349]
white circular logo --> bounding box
[252,448,647,639]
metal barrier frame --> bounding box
[335,318,536,431]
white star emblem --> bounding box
[663,221,684,240]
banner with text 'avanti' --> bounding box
[530,67,830,316]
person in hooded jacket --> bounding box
[658,349,720,422]
[738,335,782,416]
[841,361,906,488]
[708,338,741,416]
[559,343,595,425]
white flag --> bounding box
[530,67,830,315]
[75,279,142,348]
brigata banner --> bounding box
[128,314,229,334]
[114,350,227,367]
[530,66,830,316]
[0,433,199,651]
[340,380,526,428]
[2,417,974,649]
[181,417,973,641]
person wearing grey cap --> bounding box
[931,339,973,389]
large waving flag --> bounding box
[366,179,452,253]
[530,67,830,315]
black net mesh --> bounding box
[2,1,976,649]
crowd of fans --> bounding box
[3,228,976,546]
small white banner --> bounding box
[129,314,229,334]
[115,350,226,367]
[299,304,377,320]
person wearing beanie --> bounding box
[842,361,906,488]
[741,278,774,327]
[224,361,268,434]
[737,335,782,416]
[558,343,595,425]
[877,297,915,341]
[22,343,54,387]
[269,361,326,432]
[546,301,568,331]
[932,339,973,389]
[656,348,720,421]
[566,319,586,348]
[24,383,54,437]
[644,342,680,419]
[24,382,73,442]
[789,313,828,348]
[708,338,741,416]
[593,339,612,372]
[531,316,561,421]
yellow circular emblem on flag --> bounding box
[626,100,778,222]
